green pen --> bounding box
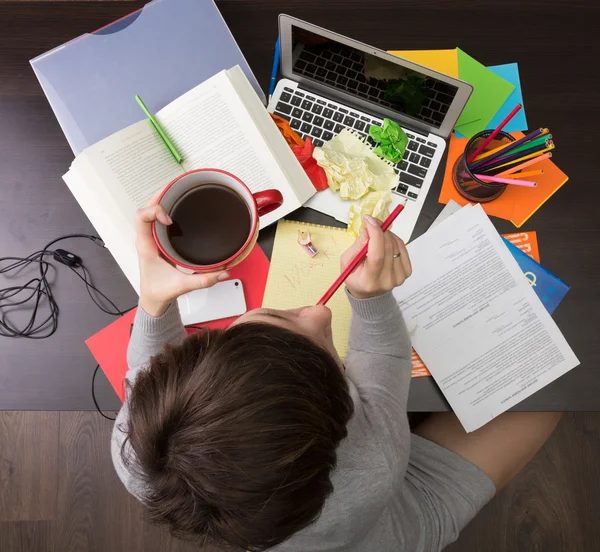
[135,95,183,164]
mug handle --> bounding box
[254,189,283,217]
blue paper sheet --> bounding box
[502,238,569,314]
[456,63,527,138]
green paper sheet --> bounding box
[454,48,515,138]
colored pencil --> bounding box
[477,140,552,171]
[466,104,523,164]
[478,142,553,173]
[470,127,549,170]
[471,141,514,162]
[316,202,406,306]
[474,174,537,188]
[480,140,554,172]
[464,181,485,191]
[480,145,554,172]
[505,136,552,157]
[471,128,549,162]
[507,169,544,178]
[495,153,552,176]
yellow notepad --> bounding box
[262,220,355,358]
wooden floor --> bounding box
[1,412,599,551]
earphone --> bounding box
[0,234,135,419]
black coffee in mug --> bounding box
[167,184,252,266]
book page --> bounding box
[261,220,354,358]
[63,167,140,293]
[74,119,184,219]
[156,70,304,227]
[226,66,315,206]
[393,204,579,432]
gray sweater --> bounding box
[112,291,494,552]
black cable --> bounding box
[0,250,59,338]
[0,233,132,420]
[0,234,109,339]
[65,264,133,316]
[92,364,117,421]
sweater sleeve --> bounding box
[344,290,412,400]
[343,289,413,475]
[125,302,188,382]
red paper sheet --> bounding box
[86,245,270,402]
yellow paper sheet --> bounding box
[388,48,459,78]
[262,220,355,358]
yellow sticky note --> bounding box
[262,220,354,358]
[388,48,459,78]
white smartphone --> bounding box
[177,279,247,326]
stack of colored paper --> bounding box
[389,48,567,226]
[389,48,527,138]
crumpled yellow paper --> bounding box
[312,129,398,200]
[347,191,393,238]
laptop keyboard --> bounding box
[274,87,438,201]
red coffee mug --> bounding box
[152,169,283,273]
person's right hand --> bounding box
[341,215,412,300]
[135,202,228,317]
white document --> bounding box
[429,199,464,229]
[393,204,579,432]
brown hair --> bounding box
[123,322,353,550]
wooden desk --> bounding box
[0,1,597,411]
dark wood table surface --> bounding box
[1,0,598,412]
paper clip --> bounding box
[297,230,318,257]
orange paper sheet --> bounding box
[439,133,569,227]
[503,231,540,263]
[410,230,540,378]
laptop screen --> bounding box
[290,26,458,129]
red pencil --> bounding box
[466,103,523,164]
[317,202,406,306]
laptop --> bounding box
[267,15,473,242]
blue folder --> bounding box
[502,238,570,314]
[30,0,264,155]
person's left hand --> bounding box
[135,202,229,317]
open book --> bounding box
[64,65,315,292]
